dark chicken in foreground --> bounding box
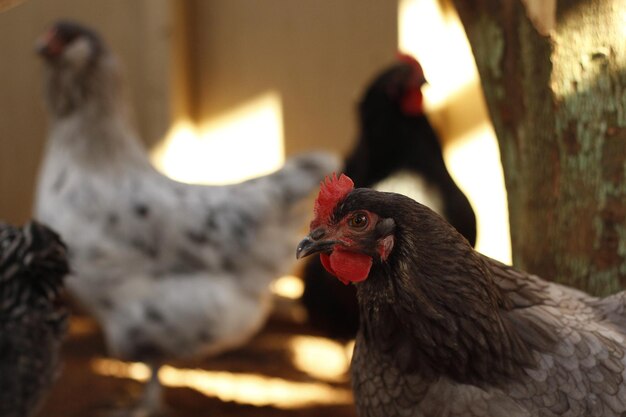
[0,222,69,417]
[301,54,475,339]
[298,174,626,416]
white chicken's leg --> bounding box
[132,364,164,417]
[98,363,166,417]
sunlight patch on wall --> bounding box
[91,358,352,409]
[152,92,284,185]
[289,336,352,383]
[444,123,512,264]
[399,0,511,264]
[398,0,477,111]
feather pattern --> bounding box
[0,221,69,417]
[353,260,626,416]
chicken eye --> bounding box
[349,212,368,229]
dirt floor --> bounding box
[38,311,358,417]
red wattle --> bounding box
[401,87,423,116]
[320,253,334,279]
[320,250,372,285]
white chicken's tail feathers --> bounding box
[258,151,340,206]
[226,151,339,292]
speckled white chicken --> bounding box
[33,20,338,415]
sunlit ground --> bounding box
[40,317,356,416]
[288,336,352,382]
[85,313,355,410]
[91,333,354,409]
[399,0,512,263]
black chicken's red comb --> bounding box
[397,52,425,78]
[311,173,354,228]
[397,52,419,66]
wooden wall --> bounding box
[187,0,398,155]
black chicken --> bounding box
[298,174,626,417]
[301,54,475,339]
[0,221,69,417]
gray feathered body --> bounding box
[35,25,338,363]
[0,222,69,417]
[353,262,626,416]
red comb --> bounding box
[397,52,425,78]
[311,173,354,228]
[396,52,426,115]
[397,52,419,66]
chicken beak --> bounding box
[296,234,336,259]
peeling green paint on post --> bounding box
[550,0,626,295]
[477,14,504,80]
[615,87,626,127]
[585,268,623,295]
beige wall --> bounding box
[0,0,398,224]
[188,0,398,155]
